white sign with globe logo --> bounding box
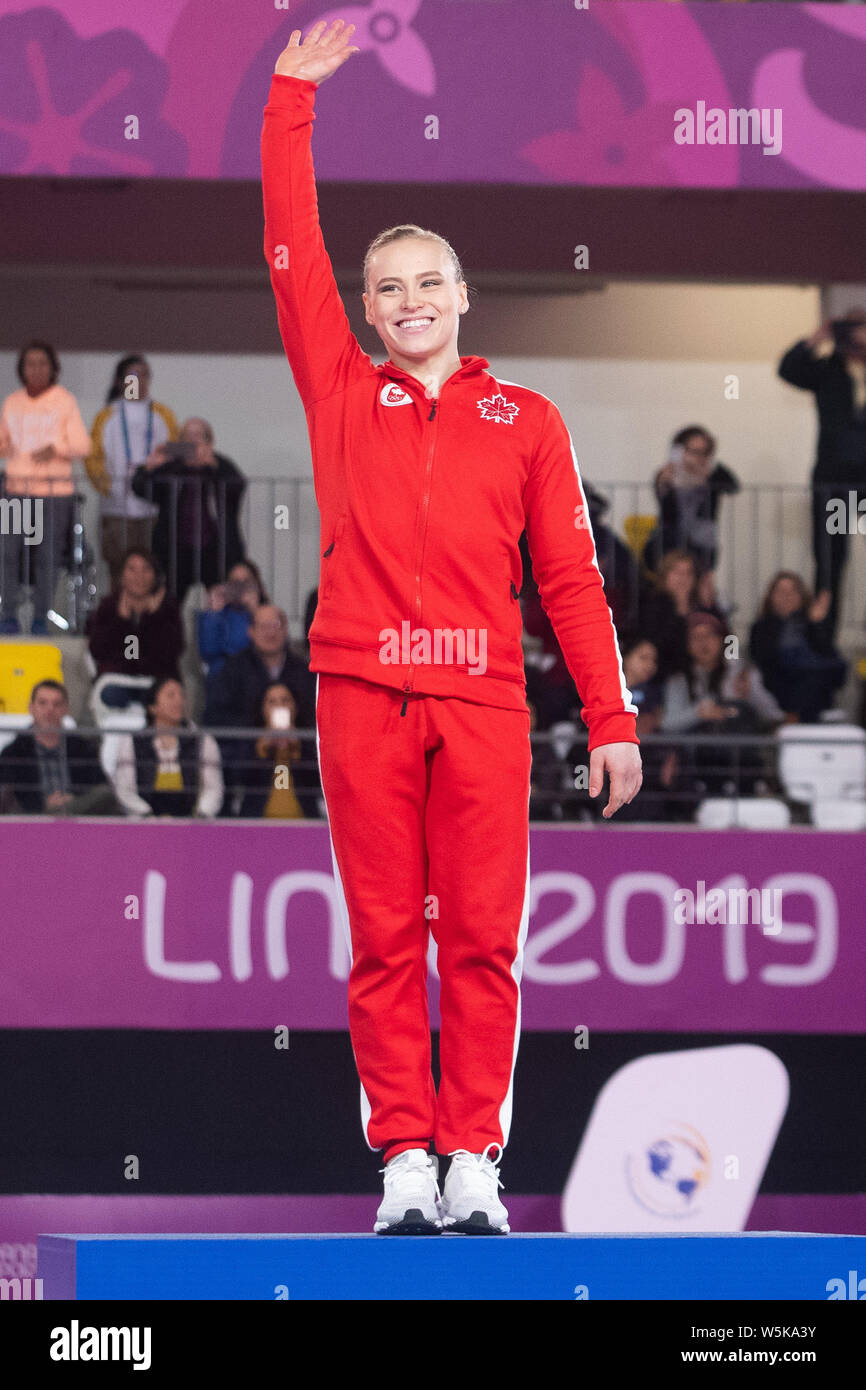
[562,1045,789,1232]
[625,1122,712,1218]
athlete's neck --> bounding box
[389,350,463,397]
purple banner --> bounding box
[0,2,863,188]
[0,821,861,1032]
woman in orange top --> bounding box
[0,341,91,634]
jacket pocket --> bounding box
[321,514,346,599]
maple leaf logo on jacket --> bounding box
[477,393,520,424]
[380,383,412,406]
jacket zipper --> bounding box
[401,393,439,716]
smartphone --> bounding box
[270,706,292,730]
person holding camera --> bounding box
[236,682,320,819]
[131,417,247,605]
[85,355,179,586]
[644,425,740,574]
[197,559,269,684]
[778,309,866,636]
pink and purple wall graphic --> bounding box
[0,2,863,189]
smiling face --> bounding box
[121,552,156,599]
[363,238,468,368]
[150,679,185,726]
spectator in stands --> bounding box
[84,354,179,586]
[644,425,739,573]
[0,341,91,634]
[695,566,732,623]
[528,698,566,821]
[303,585,318,656]
[236,682,320,818]
[638,549,725,679]
[204,604,316,813]
[778,309,866,636]
[130,417,247,605]
[582,481,646,634]
[749,571,847,723]
[197,559,269,684]
[0,679,121,814]
[661,610,784,799]
[86,549,184,709]
[517,530,578,729]
[109,675,223,817]
[621,637,664,735]
[579,636,675,823]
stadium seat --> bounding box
[88,673,152,729]
[810,800,866,831]
[623,514,657,563]
[0,642,64,714]
[549,721,578,760]
[777,723,866,799]
[695,797,791,829]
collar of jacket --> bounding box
[379,354,490,390]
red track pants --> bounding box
[315,672,532,1164]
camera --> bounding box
[831,317,866,353]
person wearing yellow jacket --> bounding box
[85,354,179,586]
[0,340,91,634]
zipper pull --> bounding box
[400,698,408,717]
[428,399,437,422]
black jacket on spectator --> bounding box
[86,593,184,678]
[204,645,318,814]
[204,645,315,730]
[133,730,202,817]
[646,462,739,572]
[636,590,727,682]
[748,612,847,723]
[131,454,247,593]
[635,590,689,679]
[778,340,866,483]
[0,731,106,812]
[237,750,320,819]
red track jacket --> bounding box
[261,74,638,750]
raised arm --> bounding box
[261,20,373,409]
[778,323,834,391]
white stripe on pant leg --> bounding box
[314,673,376,1151]
[498,839,532,1147]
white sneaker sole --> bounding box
[374,1207,443,1235]
[441,1209,509,1235]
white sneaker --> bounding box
[373,1148,443,1234]
[440,1143,510,1234]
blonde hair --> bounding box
[362,224,472,300]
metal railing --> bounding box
[0,724,863,827]
[2,472,866,643]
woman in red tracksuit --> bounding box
[262,20,642,1235]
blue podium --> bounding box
[37,1232,866,1300]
